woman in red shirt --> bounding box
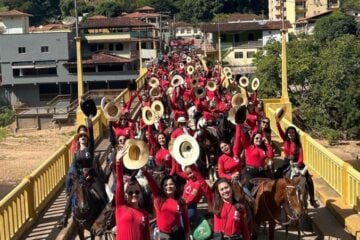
[212,178,250,240]
[217,123,244,182]
[242,132,274,191]
[276,123,319,208]
[114,147,150,240]
[154,132,176,176]
[143,172,191,240]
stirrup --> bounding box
[310,199,319,208]
[56,216,68,229]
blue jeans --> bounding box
[65,163,75,194]
[187,204,197,222]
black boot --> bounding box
[57,196,71,229]
[306,173,319,208]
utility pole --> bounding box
[217,18,221,63]
[159,12,162,54]
[280,0,289,102]
[74,0,84,105]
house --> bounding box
[0,10,158,107]
[0,10,32,34]
[295,10,334,34]
[202,19,291,76]
[268,0,339,31]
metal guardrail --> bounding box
[0,70,147,240]
[263,99,360,213]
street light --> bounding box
[74,0,84,105]
[280,0,289,102]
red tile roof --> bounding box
[87,15,107,20]
[202,20,291,32]
[29,23,70,32]
[136,6,155,12]
[65,51,136,65]
[219,13,263,22]
[0,9,32,17]
[80,16,153,28]
[123,12,161,18]
[295,10,333,23]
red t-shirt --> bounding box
[115,162,150,240]
[213,201,249,239]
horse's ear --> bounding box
[292,175,302,185]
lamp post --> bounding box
[74,0,84,105]
[280,0,289,102]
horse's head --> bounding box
[73,176,91,214]
[284,176,304,219]
[91,202,115,236]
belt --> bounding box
[224,234,243,240]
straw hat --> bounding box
[151,100,164,118]
[80,99,97,117]
[149,77,160,88]
[239,76,249,88]
[171,135,199,168]
[251,78,260,91]
[142,106,156,125]
[177,116,187,123]
[274,106,286,122]
[227,105,247,125]
[123,139,149,170]
[75,129,89,140]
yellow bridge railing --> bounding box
[0,71,147,240]
[263,100,360,213]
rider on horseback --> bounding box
[57,116,108,229]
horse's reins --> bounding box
[260,182,300,226]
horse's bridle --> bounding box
[260,181,302,226]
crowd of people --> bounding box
[57,50,319,240]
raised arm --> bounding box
[86,117,95,155]
[109,122,117,148]
[115,156,125,206]
[142,169,159,197]
[276,122,286,141]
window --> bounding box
[247,51,255,58]
[18,47,26,54]
[90,44,97,52]
[115,43,123,51]
[180,29,185,34]
[186,28,191,34]
[248,33,255,41]
[98,44,104,50]
[234,34,240,42]
[41,46,49,52]
[234,52,243,59]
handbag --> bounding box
[192,218,212,240]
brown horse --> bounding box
[72,175,107,240]
[253,176,304,240]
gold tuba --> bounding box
[239,76,249,88]
[251,78,260,91]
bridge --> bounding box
[0,65,359,240]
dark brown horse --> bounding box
[253,177,304,240]
[72,175,107,240]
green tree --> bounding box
[60,0,94,17]
[253,40,282,99]
[314,11,357,42]
[94,0,135,17]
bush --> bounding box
[0,107,15,127]
[0,127,6,141]
[320,128,342,145]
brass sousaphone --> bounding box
[149,77,160,88]
[239,76,250,88]
[151,100,164,119]
[101,96,122,122]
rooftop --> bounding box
[202,20,292,32]
[80,16,153,29]
[0,9,32,17]
[65,51,136,65]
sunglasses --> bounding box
[127,190,140,196]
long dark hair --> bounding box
[212,178,237,216]
[284,126,302,147]
[156,132,169,151]
[156,175,182,208]
[251,132,267,151]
